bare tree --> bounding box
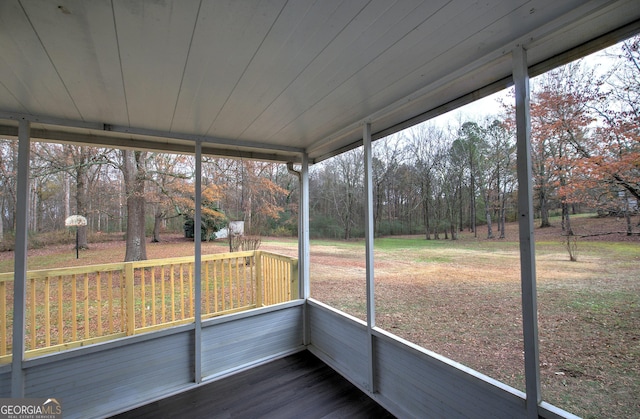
[407,124,447,240]
[122,149,147,261]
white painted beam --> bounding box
[11,119,30,397]
[363,122,376,393]
[513,45,541,418]
[194,141,202,383]
[301,152,311,346]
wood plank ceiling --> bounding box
[0,0,639,162]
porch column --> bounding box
[300,152,311,345]
[513,45,541,417]
[363,122,376,392]
[194,141,202,383]
[11,119,30,397]
[300,153,310,300]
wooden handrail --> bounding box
[0,250,298,362]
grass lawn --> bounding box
[306,216,639,419]
[1,215,638,418]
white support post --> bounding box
[194,141,202,384]
[513,45,541,417]
[363,122,376,393]
[300,153,310,301]
[300,152,311,345]
[12,119,30,397]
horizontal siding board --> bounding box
[22,331,192,389]
[24,332,193,419]
[375,335,526,418]
[201,306,303,377]
[307,303,368,386]
[306,302,527,418]
[0,372,9,397]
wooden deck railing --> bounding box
[0,250,298,363]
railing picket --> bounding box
[274,259,279,303]
[72,274,77,342]
[84,273,90,340]
[44,277,50,347]
[221,260,226,312]
[179,264,185,320]
[141,268,146,328]
[0,281,6,355]
[213,260,218,313]
[161,266,166,323]
[120,270,125,333]
[108,271,114,334]
[291,259,298,300]
[151,268,156,326]
[235,257,240,308]
[269,258,274,305]
[125,263,134,336]
[58,276,64,344]
[280,260,285,301]
[255,252,262,307]
[205,261,210,315]
[274,260,279,303]
[189,264,194,318]
[170,264,175,322]
[96,272,102,336]
[250,256,254,304]
[29,278,36,350]
[242,258,247,307]
[227,259,233,309]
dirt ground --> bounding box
[304,214,639,418]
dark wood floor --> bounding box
[111,351,395,419]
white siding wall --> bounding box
[307,300,369,389]
[201,302,304,378]
[7,303,303,419]
[307,299,529,419]
[0,369,10,397]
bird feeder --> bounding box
[65,215,87,259]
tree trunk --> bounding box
[76,162,89,249]
[624,193,633,235]
[539,187,551,228]
[152,211,163,242]
[485,193,494,239]
[64,172,70,220]
[561,202,573,235]
[499,193,506,239]
[470,173,477,237]
[0,203,3,242]
[123,150,147,262]
[423,186,431,240]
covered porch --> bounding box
[1,1,639,418]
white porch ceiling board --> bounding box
[0,82,22,112]
[205,0,372,141]
[0,1,80,119]
[277,0,528,146]
[0,0,639,162]
[304,0,637,158]
[310,0,566,134]
[19,1,128,125]
[170,0,288,135]
[521,0,640,67]
[113,0,200,131]
[241,0,439,147]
